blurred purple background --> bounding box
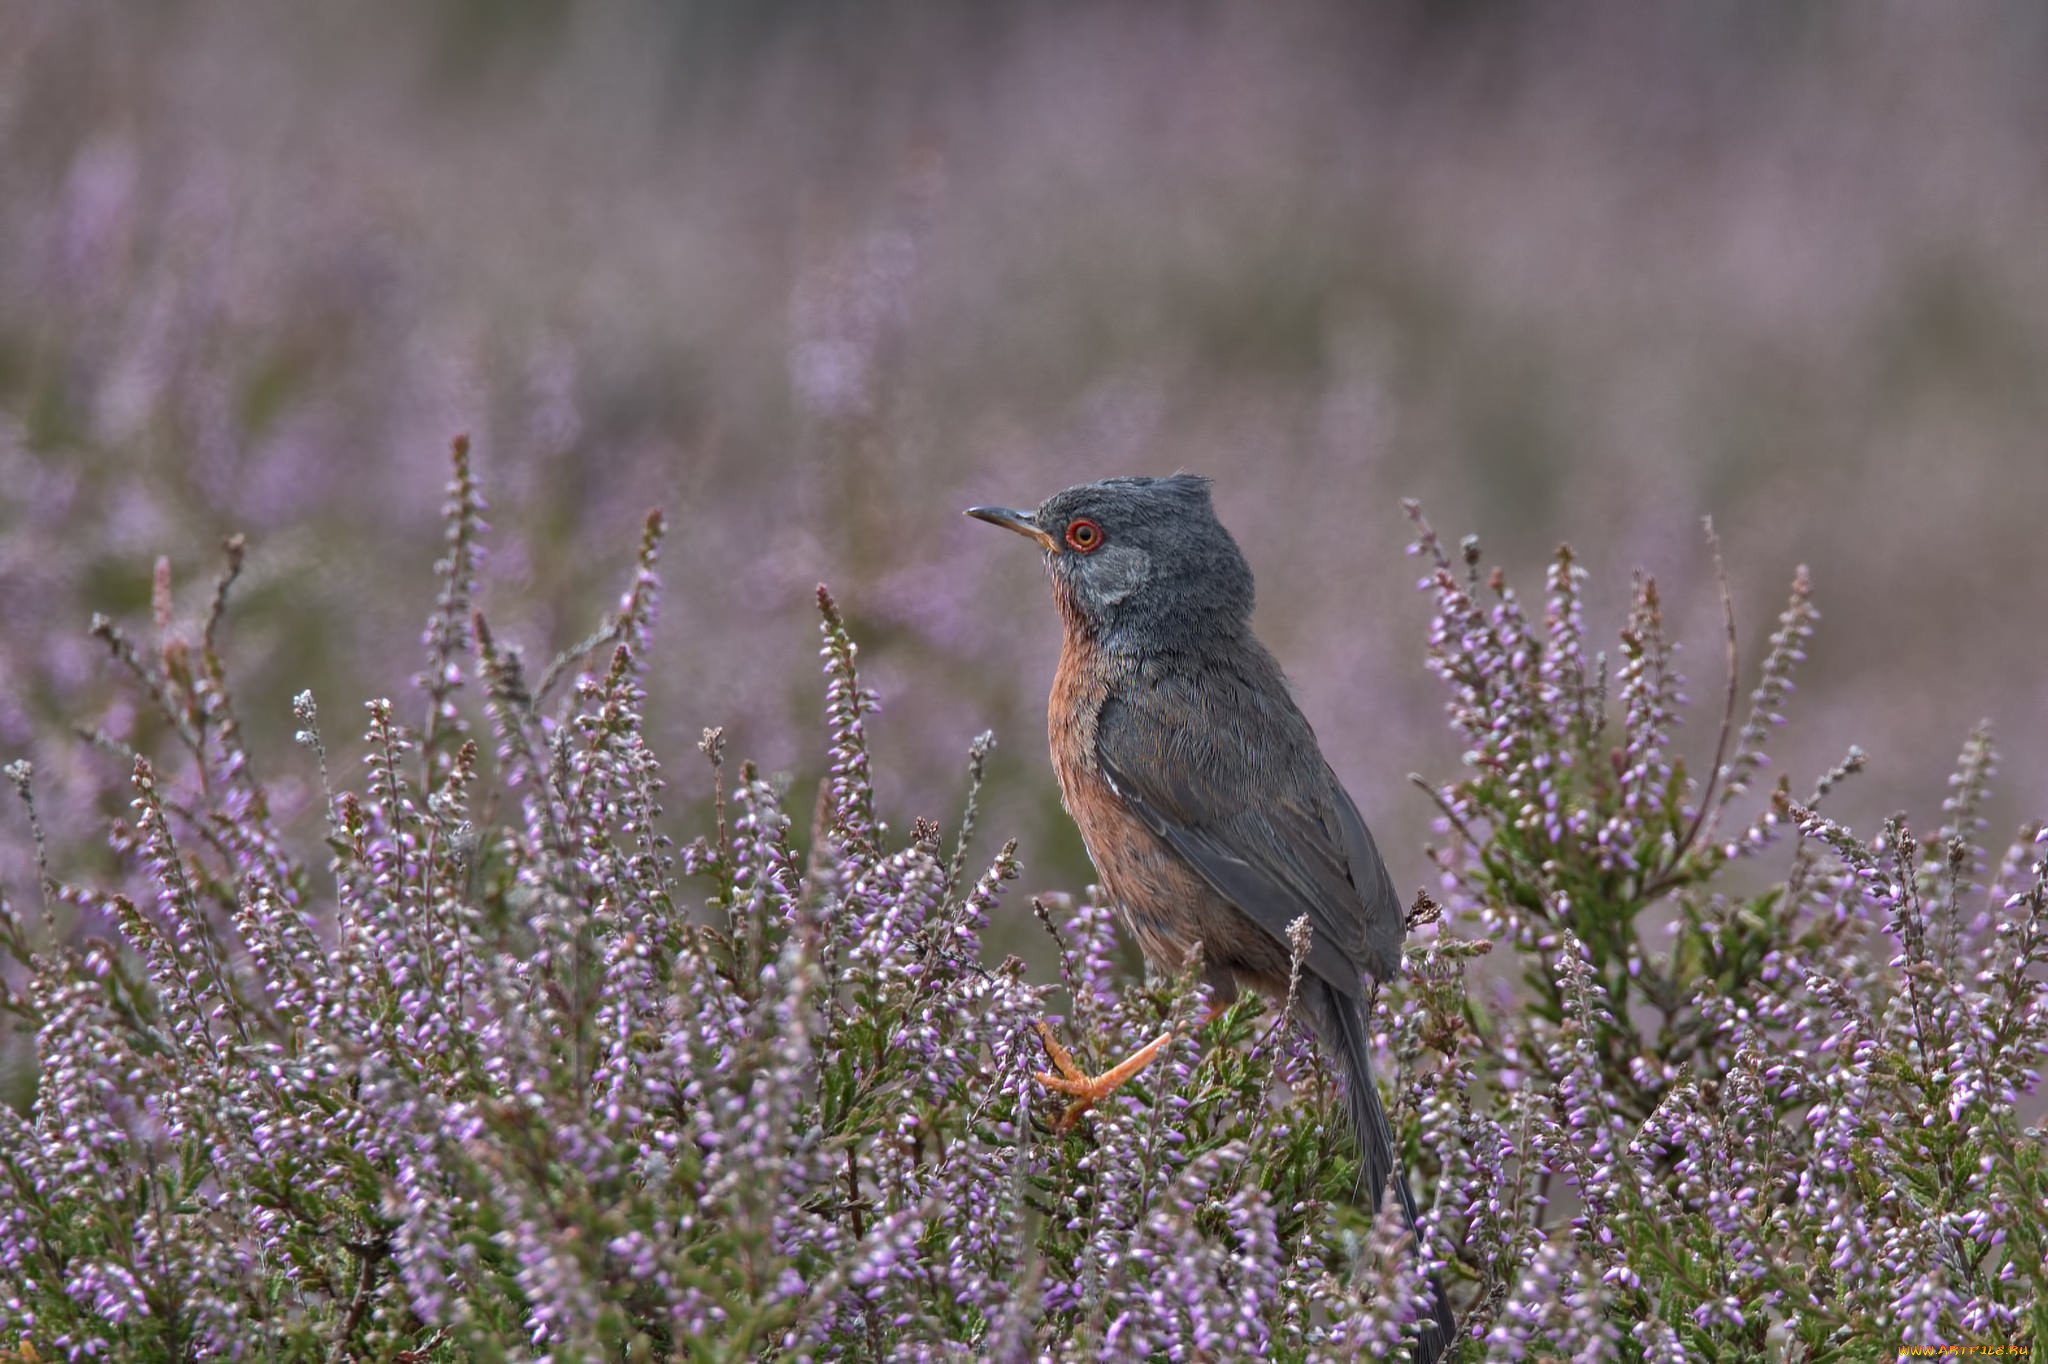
[4,2,2045,937]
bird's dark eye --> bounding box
[1065,518,1104,552]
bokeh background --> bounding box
[4,1,2046,958]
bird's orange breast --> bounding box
[1047,627,1106,802]
[1048,628,1214,971]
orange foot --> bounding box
[1033,1020,1174,1132]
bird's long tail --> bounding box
[1311,979,1458,1364]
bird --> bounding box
[968,474,1455,1361]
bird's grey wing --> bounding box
[1321,776,1406,980]
[1094,665,1405,987]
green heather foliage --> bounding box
[1,444,2044,1362]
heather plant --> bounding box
[0,445,2043,1362]
[1400,507,2048,1358]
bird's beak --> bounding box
[965,505,1058,552]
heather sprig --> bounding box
[417,434,485,785]
[1407,504,1810,1116]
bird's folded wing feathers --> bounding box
[1095,677,1405,986]
[1322,779,1406,980]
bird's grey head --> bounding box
[967,474,1254,642]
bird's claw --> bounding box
[1032,1020,1173,1132]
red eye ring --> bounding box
[1064,518,1104,552]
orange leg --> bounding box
[1033,1020,1174,1132]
